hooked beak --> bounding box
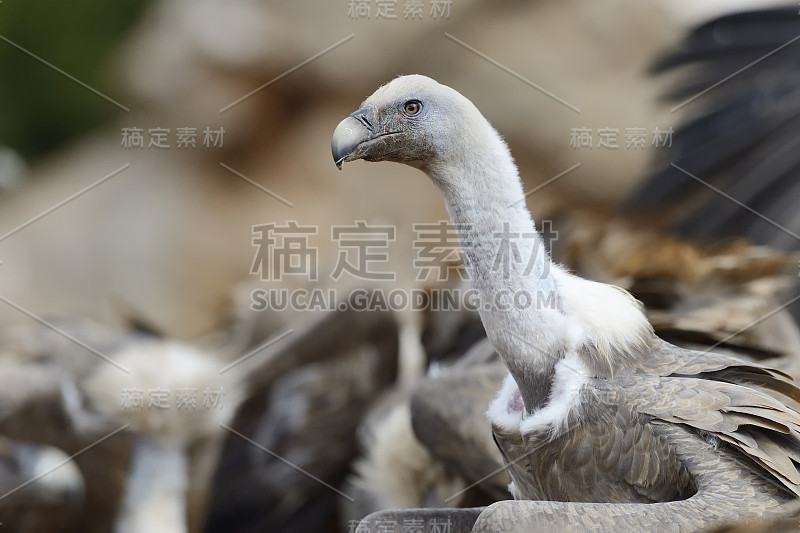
[331,106,380,169]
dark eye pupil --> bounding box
[405,102,420,114]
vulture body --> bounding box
[205,302,399,533]
[332,74,800,531]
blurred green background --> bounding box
[0,0,150,159]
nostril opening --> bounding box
[358,115,373,130]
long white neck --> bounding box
[426,118,652,413]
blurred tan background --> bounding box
[2,0,784,340]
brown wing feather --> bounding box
[627,341,800,498]
[494,395,694,505]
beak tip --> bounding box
[331,114,372,171]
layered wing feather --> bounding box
[627,340,800,497]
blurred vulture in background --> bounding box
[205,303,398,533]
[626,6,800,323]
[0,319,241,533]
[0,305,396,533]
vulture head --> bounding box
[332,75,494,178]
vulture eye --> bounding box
[403,100,422,116]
